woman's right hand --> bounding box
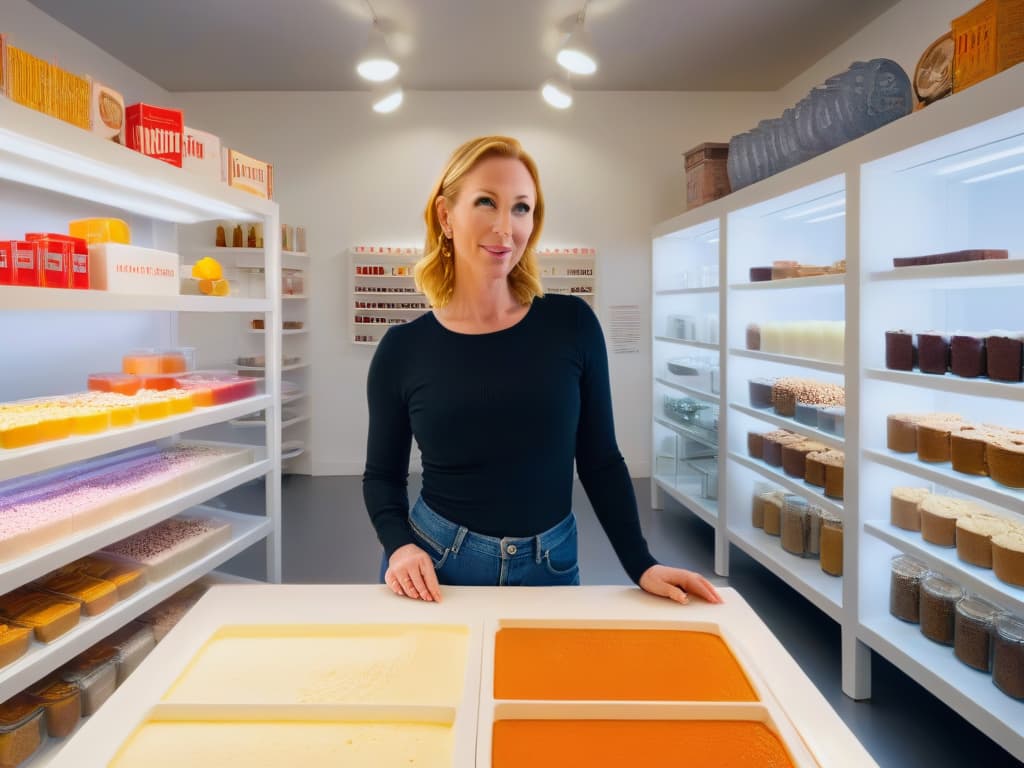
[385,543,442,602]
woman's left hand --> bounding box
[639,564,723,605]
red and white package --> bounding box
[125,103,184,167]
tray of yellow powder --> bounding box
[485,701,817,768]
[108,716,455,768]
[0,588,80,643]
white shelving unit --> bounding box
[651,66,1024,760]
[180,226,311,473]
[0,96,282,757]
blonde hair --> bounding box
[415,136,545,308]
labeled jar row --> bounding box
[752,487,843,576]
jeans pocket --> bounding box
[543,526,579,577]
[409,518,451,570]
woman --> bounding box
[363,135,721,606]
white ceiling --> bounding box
[27,0,902,92]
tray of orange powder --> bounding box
[479,619,819,768]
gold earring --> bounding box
[439,233,452,259]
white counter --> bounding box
[49,585,877,767]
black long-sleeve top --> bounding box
[362,293,657,583]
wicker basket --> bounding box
[952,0,1024,92]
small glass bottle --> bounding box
[890,555,928,623]
[992,613,1024,700]
[954,594,1002,672]
[919,573,963,646]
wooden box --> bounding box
[684,142,731,209]
[953,0,1024,92]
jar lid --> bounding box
[956,594,1003,623]
[890,554,928,577]
[922,573,963,600]
[783,494,809,510]
[995,613,1024,642]
[820,511,843,527]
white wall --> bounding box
[3,0,173,106]
[773,0,972,110]
[178,89,776,476]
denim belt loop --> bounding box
[452,526,468,555]
[533,535,543,564]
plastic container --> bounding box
[920,573,964,645]
[803,504,822,558]
[0,695,44,767]
[61,644,119,716]
[27,677,81,739]
[77,554,147,601]
[34,570,118,617]
[992,613,1024,699]
[103,621,157,684]
[954,595,1002,672]
[0,623,31,670]
[87,372,142,396]
[122,350,187,375]
[762,494,783,536]
[819,513,843,576]
[173,371,260,406]
[890,555,929,623]
[68,217,130,245]
[0,589,81,643]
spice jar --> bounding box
[781,496,808,556]
[819,513,843,576]
[804,504,822,558]
[920,573,964,645]
[890,555,929,623]
[992,613,1024,700]
[954,595,1002,672]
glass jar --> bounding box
[954,595,1003,672]
[803,505,822,558]
[763,493,783,536]
[890,555,928,623]
[819,513,843,576]
[920,573,964,645]
[992,613,1024,700]
[781,496,808,556]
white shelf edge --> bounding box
[652,417,718,450]
[282,251,309,258]
[863,449,1024,515]
[728,452,844,517]
[235,363,308,372]
[246,328,308,335]
[0,99,274,223]
[729,348,845,375]
[653,377,720,404]
[863,521,1024,616]
[0,396,272,483]
[858,616,1024,763]
[230,415,309,429]
[729,274,846,290]
[0,455,271,594]
[654,336,720,351]
[727,524,843,622]
[864,368,1024,400]
[653,476,718,527]
[280,392,307,405]
[654,287,719,295]
[729,403,845,451]
[0,287,272,314]
[0,508,272,702]
[867,259,1024,285]
[281,448,305,461]
[181,247,266,256]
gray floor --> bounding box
[222,475,1021,768]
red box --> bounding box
[0,242,11,285]
[10,241,40,287]
[26,234,88,289]
[125,103,184,167]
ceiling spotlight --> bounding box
[557,6,598,75]
[541,75,573,109]
[357,20,399,82]
[371,80,404,113]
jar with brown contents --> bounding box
[890,555,928,623]
[763,493,784,536]
[0,695,44,767]
[992,614,1024,699]
[954,595,1002,672]
[920,573,963,645]
[819,512,843,576]
[781,496,808,556]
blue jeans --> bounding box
[379,496,580,586]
